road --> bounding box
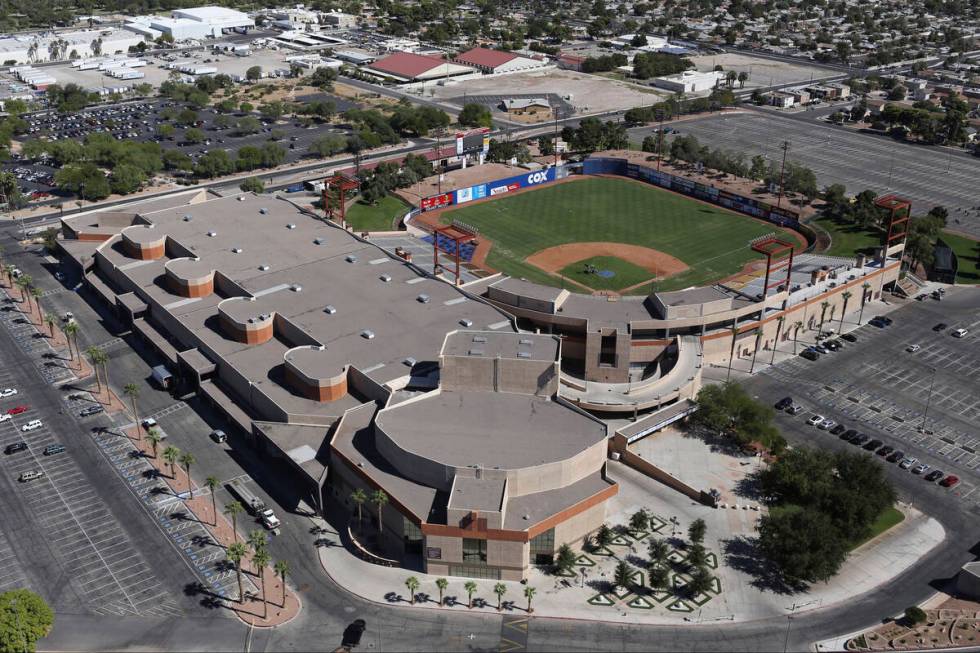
[630,110,980,237]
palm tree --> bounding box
[595,523,613,550]
[405,576,420,604]
[726,323,739,381]
[44,314,56,338]
[252,548,271,618]
[523,585,536,614]
[205,476,220,525]
[792,320,803,354]
[858,282,872,323]
[274,560,290,607]
[224,501,244,543]
[63,321,79,368]
[248,530,267,559]
[85,346,103,394]
[371,489,388,537]
[435,578,448,606]
[770,315,786,365]
[818,300,830,334]
[464,580,477,609]
[350,488,367,531]
[614,560,632,592]
[179,452,196,497]
[146,428,162,458]
[649,564,670,592]
[226,541,248,603]
[30,287,42,322]
[96,349,111,395]
[839,290,853,329]
[493,582,507,611]
[726,70,737,87]
[737,71,748,88]
[749,328,763,374]
[123,383,141,439]
[162,445,181,479]
[14,276,27,302]
[647,538,670,567]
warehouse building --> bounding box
[126,6,253,41]
[0,29,145,65]
[366,51,475,82]
[453,47,550,74]
[650,70,724,93]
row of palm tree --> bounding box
[404,576,536,612]
[0,264,83,368]
[349,488,389,536]
[224,523,291,618]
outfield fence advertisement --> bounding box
[417,166,561,212]
[584,157,801,228]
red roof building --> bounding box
[366,51,475,82]
[454,46,551,74]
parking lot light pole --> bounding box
[920,366,937,433]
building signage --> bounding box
[426,547,442,560]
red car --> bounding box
[7,406,29,415]
[940,475,960,488]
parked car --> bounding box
[851,434,871,446]
[210,430,227,443]
[825,339,842,351]
[0,388,18,398]
[877,445,894,457]
[807,414,824,426]
[830,423,847,435]
[19,470,44,482]
[801,349,819,361]
[899,457,917,470]
[774,397,793,410]
[43,444,65,456]
[840,333,857,343]
[924,470,944,482]
[840,429,858,441]
[952,328,969,338]
[940,475,960,488]
[869,318,887,328]
[0,413,9,423]
[7,405,29,415]
[342,619,367,649]
[5,442,27,454]
[933,323,948,332]
[886,450,905,463]
[79,405,104,417]
[863,438,883,451]
[818,418,836,430]
[911,463,930,475]
[21,419,42,432]
[787,404,804,415]
[906,344,921,353]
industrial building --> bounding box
[365,51,475,83]
[453,47,550,74]
[56,190,616,581]
[125,6,254,41]
[650,70,724,93]
[0,29,145,65]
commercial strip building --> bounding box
[55,191,615,581]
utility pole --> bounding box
[776,140,790,210]
[553,106,561,167]
[657,110,665,172]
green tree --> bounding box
[350,488,367,530]
[63,321,79,368]
[492,582,507,611]
[146,429,162,459]
[252,547,271,617]
[594,523,613,549]
[686,543,707,570]
[44,314,56,339]
[523,585,536,613]
[123,383,141,439]
[692,382,784,453]
[109,164,145,195]
[183,127,205,144]
[163,150,192,171]
[178,108,198,127]
[224,501,244,543]
[555,543,577,574]
[205,476,220,525]
[371,489,389,536]
[309,134,348,158]
[274,560,290,607]
[194,150,235,178]
[647,538,670,567]
[905,606,927,625]
[648,564,670,592]
[240,101,255,114]
[226,541,248,603]
[162,446,181,479]
[457,102,493,128]
[688,518,706,545]
[464,580,477,609]
[757,505,849,584]
[246,65,263,81]
[435,577,448,606]
[613,560,632,591]
[0,589,54,652]
[405,576,420,604]
[179,452,195,498]
[686,566,713,597]
[629,509,649,534]
[239,176,265,193]
[235,116,262,135]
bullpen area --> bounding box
[434,176,802,294]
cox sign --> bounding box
[525,169,554,185]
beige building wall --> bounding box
[552,500,607,548]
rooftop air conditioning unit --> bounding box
[313,237,324,245]
[232,247,242,253]
[324,305,336,314]
[346,255,357,263]
[286,223,296,229]
[517,351,531,359]
[417,294,430,303]
[259,264,270,271]
[207,231,217,237]
[361,330,375,339]
[519,338,533,345]
[472,336,487,343]
[468,349,484,356]
[259,207,268,214]
[459,319,473,327]
[182,214,192,221]
[291,284,302,292]
[403,357,416,366]
[380,274,391,282]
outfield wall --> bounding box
[582,157,802,229]
[417,165,569,213]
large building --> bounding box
[365,51,475,82]
[126,6,253,41]
[651,70,724,93]
[0,28,145,65]
[56,191,616,581]
[453,47,550,74]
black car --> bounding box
[924,470,944,482]
[79,405,104,417]
[774,397,793,410]
[801,349,819,361]
[877,445,894,457]
[869,318,887,328]
[342,619,366,649]
[840,429,858,441]
[841,333,857,343]
[881,316,894,325]
[863,438,883,451]
[851,434,871,446]
[5,442,27,454]
[933,323,948,332]
[825,340,841,351]
[830,423,847,435]
[887,450,905,463]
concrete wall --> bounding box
[553,499,606,549]
[496,358,558,396]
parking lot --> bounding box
[747,286,980,511]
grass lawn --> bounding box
[560,255,654,292]
[813,215,883,257]
[850,506,905,551]
[440,177,787,293]
[344,195,410,232]
[939,231,980,285]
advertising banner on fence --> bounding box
[420,192,453,212]
[456,167,558,205]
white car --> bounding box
[818,418,836,430]
[807,414,824,426]
[912,463,930,475]
[0,413,10,423]
[906,344,921,353]
[21,419,42,432]
[0,388,18,398]
[899,457,917,470]
[952,328,969,338]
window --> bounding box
[462,538,487,563]
[450,564,500,580]
[403,517,423,554]
[529,528,555,566]
[599,334,616,366]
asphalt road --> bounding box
[3,234,978,651]
[629,111,980,237]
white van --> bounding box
[19,470,44,482]
[21,419,42,432]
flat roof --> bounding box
[441,331,558,362]
[504,473,614,530]
[377,390,606,471]
[449,477,505,512]
[656,286,729,307]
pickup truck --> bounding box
[258,508,281,530]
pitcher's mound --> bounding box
[526,242,688,278]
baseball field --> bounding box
[440,177,801,294]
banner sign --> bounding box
[419,192,452,212]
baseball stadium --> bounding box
[51,147,906,582]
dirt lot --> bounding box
[430,68,667,115]
[689,52,831,90]
[394,162,529,205]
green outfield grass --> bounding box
[441,177,788,293]
[560,255,654,291]
[939,231,980,285]
[345,195,410,232]
[813,215,883,257]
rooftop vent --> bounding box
[286,223,296,230]
[182,214,192,222]
[416,294,430,304]
[472,336,487,343]
[468,349,484,356]
[519,338,533,345]
[403,357,417,366]
[361,330,375,340]
[259,207,268,215]
[290,284,302,292]
[517,351,532,359]
[238,196,246,202]
[313,237,324,245]
[258,264,270,271]
[207,231,217,237]
[324,305,336,314]
[459,319,473,327]
[231,247,242,253]
[345,255,358,263]
[380,274,392,283]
